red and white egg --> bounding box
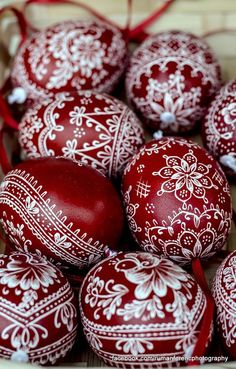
[18,91,144,179]
[212,250,236,359]
[122,137,232,264]
[0,157,124,270]
[0,252,77,365]
[79,251,208,367]
[202,80,236,178]
[10,19,127,105]
[126,30,221,134]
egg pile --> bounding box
[0,4,235,368]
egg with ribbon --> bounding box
[0,252,77,365]
[202,79,236,178]
[126,30,221,135]
[122,137,232,264]
[212,250,236,359]
[79,251,209,367]
[18,91,144,179]
[10,19,127,104]
[0,157,124,270]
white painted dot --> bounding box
[11,350,29,363]
[160,111,176,125]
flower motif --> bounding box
[62,139,79,159]
[115,253,188,299]
[116,338,153,355]
[155,151,213,202]
[222,102,236,125]
[0,253,57,290]
[147,71,202,132]
[70,35,105,77]
[69,106,86,126]
[85,275,104,308]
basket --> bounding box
[0,1,236,368]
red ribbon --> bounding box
[23,0,132,39]
[0,6,28,44]
[129,0,176,43]
[189,258,215,366]
[0,127,13,175]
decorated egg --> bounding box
[0,252,77,365]
[212,250,236,359]
[202,80,236,177]
[122,137,232,264]
[10,19,127,104]
[126,30,221,134]
[0,157,124,270]
[18,91,144,179]
[79,251,208,367]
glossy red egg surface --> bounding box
[18,91,144,179]
[126,30,221,134]
[0,157,124,269]
[11,19,127,103]
[122,137,232,265]
[202,80,236,177]
[0,252,77,365]
[79,251,207,367]
[212,250,236,359]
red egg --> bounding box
[10,19,127,104]
[18,91,144,179]
[126,30,221,134]
[202,80,236,177]
[122,137,232,265]
[0,251,77,365]
[212,250,236,359]
[0,157,124,270]
[79,251,208,367]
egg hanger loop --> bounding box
[189,258,215,365]
[128,0,176,43]
[22,0,132,40]
[0,6,27,132]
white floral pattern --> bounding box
[0,252,77,365]
[19,91,144,178]
[126,30,221,134]
[213,252,236,349]
[155,151,214,202]
[202,82,236,174]
[11,20,127,101]
[0,253,57,290]
[80,252,207,367]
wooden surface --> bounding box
[0,1,236,368]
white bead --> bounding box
[11,350,29,363]
[160,111,176,125]
[8,87,27,104]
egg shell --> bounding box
[0,252,77,365]
[10,19,127,103]
[122,137,232,265]
[202,80,236,177]
[18,90,144,179]
[0,157,124,270]
[212,250,236,359]
[79,251,208,367]
[126,30,221,134]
